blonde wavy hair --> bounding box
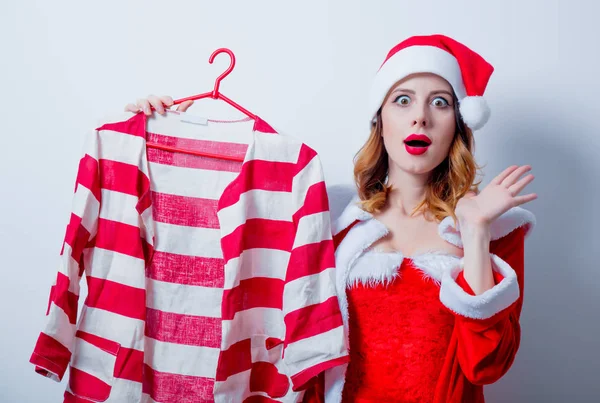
[354,91,484,225]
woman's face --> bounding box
[380,73,457,176]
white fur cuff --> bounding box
[439,254,520,320]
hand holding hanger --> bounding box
[124,95,194,116]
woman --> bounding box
[127,34,537,402]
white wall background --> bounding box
[1,1,598,402]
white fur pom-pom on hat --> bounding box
[459,96,491,131]
[368,34,494,131]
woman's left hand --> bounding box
[455,165,537,228]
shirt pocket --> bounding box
[249,335,291,399]
[68,332,121,402]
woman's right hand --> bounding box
[124,95,194,116]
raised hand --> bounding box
[455,165,537,227]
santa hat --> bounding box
[369,34,494,131]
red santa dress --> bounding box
[314,198,536,403]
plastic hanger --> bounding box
[146,48,256,162]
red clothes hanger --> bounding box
[145,48,257,162]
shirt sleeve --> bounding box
[440,226,528,384]
[29,130,101,382]
[282,144,349,391]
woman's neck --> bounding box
[386,169,430,216]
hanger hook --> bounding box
[209,48,235,99]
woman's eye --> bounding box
[431,97,449,107]
[394,95,411,105]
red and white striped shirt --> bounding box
[30,111,349,402]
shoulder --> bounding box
[252,122,323,171]
[328,189,390,253]
[94,111,143,131]
[330,190,373,236]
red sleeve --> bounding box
[452,226,526,385]
[29,131,102,382]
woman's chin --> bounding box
[389,158,437,176]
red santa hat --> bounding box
[369,34,494,131]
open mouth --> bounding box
[404,140,431,148]
[403,134,432,155]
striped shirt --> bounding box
[30,111,349,402]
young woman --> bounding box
[126,34,537,403]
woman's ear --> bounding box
[373,109,383,135]
[372,109,380,125]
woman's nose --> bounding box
[412,105,429,127]
[412,117,428,127]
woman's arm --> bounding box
[459,219,495,295]
[440,226,526,384]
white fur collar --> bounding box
[331,196,373,235]
[333,196,536,249]
[346,249,403,288]
[346,248,462,288]
[410,251,461,284]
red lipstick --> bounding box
[403,134,432,156]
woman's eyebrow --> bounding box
[391,88,453,98]
[431,90,454,98]
[392,88,415,94]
